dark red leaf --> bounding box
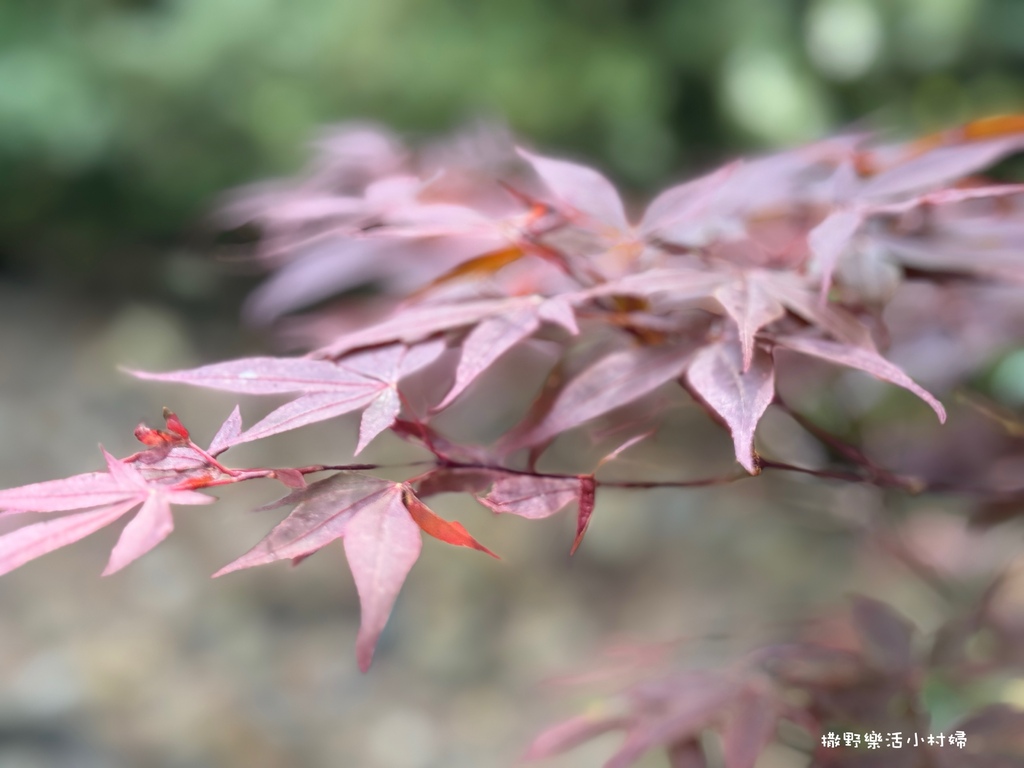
[413,467,501,498]
[162,408,190,440]
[570,475,596,556]
[478,474,579,519]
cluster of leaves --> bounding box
[3,116,1024,683]
[525,593,1024,768]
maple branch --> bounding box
[773,398,925,492]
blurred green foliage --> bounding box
[0,0,1021,298]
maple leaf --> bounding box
[314,294,574,360]
[571,475,597,555]
[518,148,630,231]
[434,296,577,410]
[806,208,864,300]
[478,474,580,519]
[638,161,741,242]
[208,405,244,457]
[686,335,775,475]
[712,275,785,372]
[774,335,946,422]
[604,674,741,768]
[523,714,631,761]
[478,473,598,554]
[0,449,212,576]
[582,267,726,304]
[856,133,1024,199]
[412,467,504,498]
[214,471,495,670]
[719,687,779,768]
[501,340,696,452]
[518,150,745,274]
[132,341,445,454]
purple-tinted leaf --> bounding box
[414,468,500,498]
[316,296,544,358]
[583,268,725,303]
[686,338,774,474]
[537,296,579,335]
[479,475,579,519]
[505,341,694,450]
[606,679,739,768]
[273,468,307,489]
[130,357,375,395]
[343,339,445,382]
[714,276,785,371]
[523,714,629,761]
[640,161,740,237]
[436,306,541,409]
[685,136,862,222]
[874,182,1024,215]
[859,136,1024,199]
[518,148,629,230]
[356,388,401,454]
[720,689,778,768]
[214,473,393,574]
[879,234,1024,282]
[239,391,380,445]
[758,271,875,348]
[242,240,392,324]
[807,209,864,300]
[161,342,444,451]
[343,484,422,672]
[0,472,131,514]
[0,500,140,576]
[850,596,914,674]
[208,406,244,456]
[774,335,946,421]
[570,475,597,555]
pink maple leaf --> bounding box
[0,449,213,576]
[214,472,495,670]
[131,341,445,454]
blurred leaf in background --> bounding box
[0,0,1021,302]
